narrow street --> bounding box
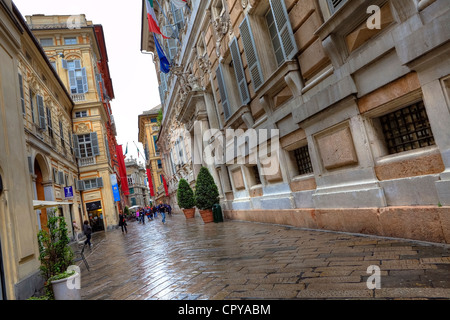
[78,214,450,300]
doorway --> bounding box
[34,159,47,232]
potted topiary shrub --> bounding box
[37,209,80,300]
[177,178,196,219]
[194,167,219,224]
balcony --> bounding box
[71,93,86,102]
[78,156,96,167]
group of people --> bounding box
[118,201,172,233]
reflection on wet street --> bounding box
[79,213,450,300]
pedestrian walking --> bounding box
[83,220,93,248]
[119,213,128,234]
[158,201,167,224]
[167,204,172,216]
[140,209,146,225]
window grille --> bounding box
[379,101,435,155]
[294,145,313,175]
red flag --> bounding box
[162,175,169,197]
[146,168,155,197]
[116,145,130,196]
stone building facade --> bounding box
[138,106,165,204]
[141,0,450,243]
[125,157,151,207]
[27,14,121,231]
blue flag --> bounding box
[154,34,171,74]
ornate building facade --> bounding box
[125,157,151,207]
[138,106,165,204]
[27,14,122,231]
[141,0,450,244]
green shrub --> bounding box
[194,167,219,210]
[37,210,74,299]
[177,178,196,209]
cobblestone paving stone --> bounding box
[77,213,450,300]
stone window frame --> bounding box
[363,95,440,168]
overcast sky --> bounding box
[13,0,159,165]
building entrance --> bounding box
[86,201,104,232]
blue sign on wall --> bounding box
[64,186,74,199]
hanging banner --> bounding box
[110,174,121,202]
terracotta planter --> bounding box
[199,209,214,224]
[183,208,195,219]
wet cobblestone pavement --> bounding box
[78,213,450,300]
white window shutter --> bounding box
[229,37,250,106]
[74,60,82,70]
[239,16,264,92]
[215,64,231,120]
[270,0,298,61]
[62,59,68,70]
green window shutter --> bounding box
[270,0,298,61]
[18,73,25,115]
[90,132,100,156]
[215,64,231,120]
[36,95,46,129]
[239,16,264,92]
[73,134,81,158]
[229,37,250,106]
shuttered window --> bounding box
[64,60,88,94]
[59,121,65,148]
[18,73,25,115]
[30,89,35,123]
[163,25,179,61]
[82,178,104,190]
[74,132,100,159]
[267,0,298,66]
[239,16,264,92]
[229,37,250,106]
[46,107,53,138]
[216,64,231,120]
[171,3,185,31]
[327,0,347,14]
[36,95,46,130]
